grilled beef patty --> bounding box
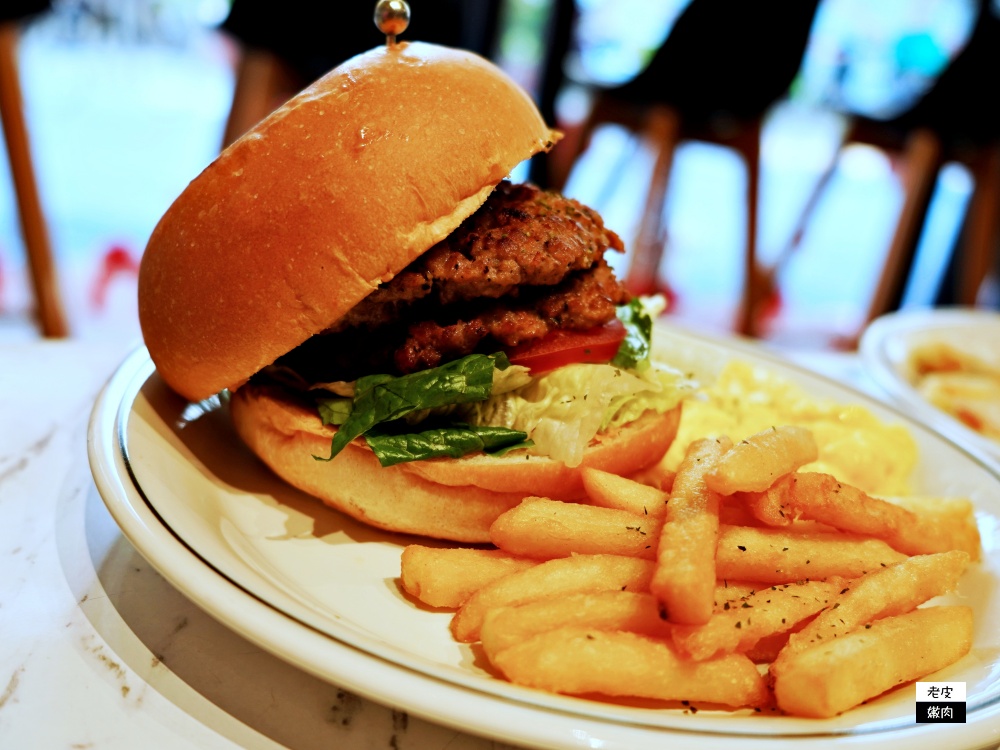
[277,182,629,381]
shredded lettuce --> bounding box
[451,294,689,466]
[457,361,693,467]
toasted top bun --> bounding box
[139,42,559,402]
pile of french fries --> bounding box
[399,423,981,718]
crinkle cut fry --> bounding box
[652,437,731,625]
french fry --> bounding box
[715,525,907,584]
[627,461,677,493]
[706,425,818,495]
[671,580,841,661]
[480,582,765,661]
[399,545,537,609]
[738,478,796,527]
[489,498,660,560]
[451,554,655,643]
[582,468,670,519]
[886,496,981,560]
[652,437,730,625]
[480,590,672,661]
[774,550,970,667]
[393,358,983,721]
[743,472,979,557]
[492,627,769,708]
[737,474,855,530]
[772,606,974,718]
[714,580,771,603]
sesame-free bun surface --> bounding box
[139,41,558,402]
[229,384,682,542]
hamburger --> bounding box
[138,41,691,542]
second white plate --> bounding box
[860,307,1000,466]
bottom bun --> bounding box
[229,383,682,542]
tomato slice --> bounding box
[506,319,627,375]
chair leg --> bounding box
[0,21,67,337]
[625,104,680,297]
[553,92,638,193]
[221,46,295,150]
[591,133,643,212]
[958,141,1000,306]
[765,121,849,296]
[862,127,941,328]
[736,118,762,337]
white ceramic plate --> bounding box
[89,325,1000,750]
[860,308,1000,467]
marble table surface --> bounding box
[2,340,523,750]
[1,339,995,749]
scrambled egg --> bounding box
[665,360,918,496]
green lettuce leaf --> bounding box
[457,361,693,468]
[611,296,657,370]
[317,397,352,426]
[314,352,511,462]
[364,423,532,467]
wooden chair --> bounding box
[757,119,944,346]
[220,45,297,150]
[0,16,67,336]
[554,0,822,336]
[957,140,1000,305]
[770,0,1000,338]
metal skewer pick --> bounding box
[375,0,411,48]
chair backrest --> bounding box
[220,0,503,149]
[834,0,1000,316]
[222,0,472,86]
[612,0,823,119]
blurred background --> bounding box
[1,0,998,349]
